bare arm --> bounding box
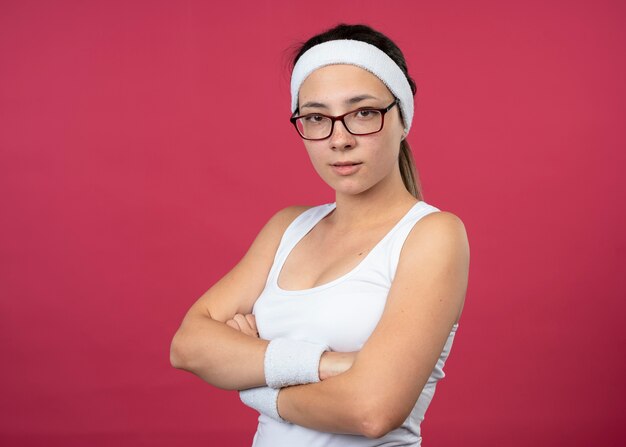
[225,313,358,381]
[169,205,311,390]
[275,212,470,438]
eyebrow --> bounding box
[299,94,380,111]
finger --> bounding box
[233,314,254,336]
[245,314,257,332]
[245,314,259,338]
[225,319,240,331]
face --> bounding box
[297,64,406,197]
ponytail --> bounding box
[399,140,422,200]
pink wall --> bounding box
[1,0,624,445]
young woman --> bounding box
[170,24,470,446]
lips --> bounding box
[331,162,363,175]
[332,161,362,166]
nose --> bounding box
[329,119,356,150]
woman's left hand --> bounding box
[319,351,358,380]
[226,313,259,338]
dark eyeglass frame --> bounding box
[290,98,399,141]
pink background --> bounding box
[1,0,625,445]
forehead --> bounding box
[298,64,391,102]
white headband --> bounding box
[290,39,414,135]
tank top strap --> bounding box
[266,203,336,287]
[383,201,442,281]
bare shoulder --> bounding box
[251,204,313,255]
[405,210,469,255]
[187,204,313,323]
[263,205,313,237]
[396,209,470,319]
[239,203,313,275]
[416,209,467,232]
[230,204,313,262]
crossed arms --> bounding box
[170,205,469,438]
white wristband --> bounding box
[264,338,328,389]
[239,387,284,422]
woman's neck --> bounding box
[330,172,418,232]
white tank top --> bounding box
[251,200,459,447]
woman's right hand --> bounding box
[226,313,260,338]
[318,351,358,381]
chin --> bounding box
[329,182,372,196]
[317,170,377,196]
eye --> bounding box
[303,114,326,124]
[355,109,378,119]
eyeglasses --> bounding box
[290,99,399,141]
